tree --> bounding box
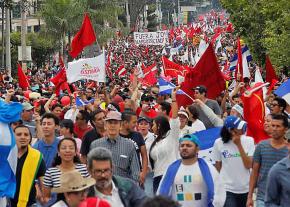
[147,4,158,31]
[221,0,290,70]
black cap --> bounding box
[137,116,151,123]
[194,85,207,94]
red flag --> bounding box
[179,44,225,107]
[265,55,278,83]
[235,38,243,82]
[69,13,96,58]
[50,68,71,96]
[141,63,157,86]
[162,56,186,79]
[242,83,269,143]
[17,63,30,89]
[116,65,126,77]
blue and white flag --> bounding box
[229,45,252,71]
[75,97,95,107]
[158,78,186,95]
[0,100,23,198]
[194,127,222,164]
[274,79,290,105]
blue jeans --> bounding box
[256,200,265,207]
[224,191,248,207]
[144,172,154,197]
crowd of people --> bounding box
[0,10,290,207]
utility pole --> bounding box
[5,6,11,76]
[177,0,180,25]
[125,0,130,29]
[21,0,28,72]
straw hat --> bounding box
[52,170,95,193]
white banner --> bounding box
[134,31,169,45]
[67,53,106,83]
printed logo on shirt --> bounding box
[222,150,241,158]
[175,175,195,201]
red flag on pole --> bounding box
[162,56,186,79]
[69,13,96,58]
[242,83,269,143]
[178,44,225,107]
[17,63,30,89]
[235,37,243,82]
[265,55,278,83]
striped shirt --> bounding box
[43,164,90,188]
[90,136,140,182]
[253,140,288,201]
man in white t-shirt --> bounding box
[158,134,226,207]
[212,115,255,207]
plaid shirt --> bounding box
[90,136,140,182]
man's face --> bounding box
[15,127,31,149]
[41,118,56,137]
[264,114,273,135]
[94,112,105,129]
[270,101,282,115]
[127,115,137,132]
[271,119,287,140]
[90,160,112,190]
[76,113,86,126]
[22,109,33,121]
[232,97,241,105]
[179,140,199,159]
[194,90,204,100]
[105,120,121,137]
[137,120,150,135]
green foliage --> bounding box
[221,0,290,69]
[147,4,158,31]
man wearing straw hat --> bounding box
[51,170,110,207]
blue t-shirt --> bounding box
[253,139,288,201]
[33,138,60,169]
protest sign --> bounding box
[134,31,169,45]
[67,53,106,83]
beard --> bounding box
[180,152,197,160]
[95,178,112,190]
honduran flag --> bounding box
[0,100,23,198]
[75,97,95,107]
[229,45,253,71]
[274,79,290,105]
[158,78,186,95]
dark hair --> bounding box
[41,113,60,126]
[13,124,32,143]
[149,116,171,168]
[79,110,90,123]
[271,114,288,128]
[60,119,74,134]
[187,105,199,120]
[51,103,63,112]
[273,97,287,112]
[141,196,181,207]
[90,109,105,127]
[220,126,232,143]
[122,111,137,122]
[232,94,241,99]
[52,137,81,167]
[160,102,171,116]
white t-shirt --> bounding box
[170,162,226,207]
[211,135,255,193]
[150,118,180,177]
[179,120,206,138]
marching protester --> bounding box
[158,134,226,206]
[87,147,147,207]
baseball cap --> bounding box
[104,111,122,121]
[22,102,34,111]
[179,134,201,146]
[224,116,247,132]
[232,104,244,117]
[194,85,207,94]
[137,116,151,123]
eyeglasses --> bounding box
[271,103,279,107]
[92,168,112,176]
